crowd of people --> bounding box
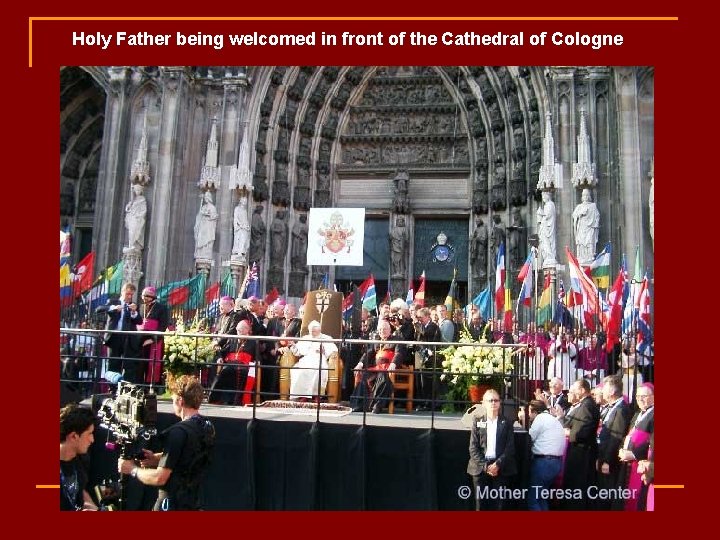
[61,283,652,417]
[60,285,655,512]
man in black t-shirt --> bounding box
[60,404,97,511]
[118,375,215,510]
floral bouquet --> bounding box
[439,328,514,409]
[163,318,216,379]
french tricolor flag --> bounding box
[517,252,533,307]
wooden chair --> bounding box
[388,365,414,414]
[278,349,343,403]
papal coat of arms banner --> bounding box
[307,208,365,266]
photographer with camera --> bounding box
[96,282,143,384]
[118,375,215,511]
[60,404,98,511]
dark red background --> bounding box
[12,0,700,527]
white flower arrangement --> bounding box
[438,328,514,407]
[163,319,216,377]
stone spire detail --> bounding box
[130,112,151,186]
[537,110,562,191]
[229,125,253,193]
[198,117,220,191]
[571,109,598,188]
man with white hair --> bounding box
[290,320,338,401]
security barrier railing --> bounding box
[60,327,645,423]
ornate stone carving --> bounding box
[490,215,506,272]
[507,207,526,272]
[125,183,147,252]
[194,191,218,260]
[272,180,291,207]
[470,217,488,282]
[249,205,266,265]
[231,196,250,264]
[392,169,410,214]
[294,185,311,211]
[572,188,600,265]
[537,190,557,268]
[491,162,507,211]
[253,160,269,202]
[269,209,289,270]
[510,160,527,206]
[390,215,409,278]
[291,214,309,273]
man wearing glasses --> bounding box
[467,389,517,510]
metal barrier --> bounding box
[60,327,646,422]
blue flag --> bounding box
[472,285,492,322]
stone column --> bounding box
[122,247,143,290]
[217,77,249,273]
[614,68,644,258]
[145,67,190,285]
[196,259,212,278]
[229,262,245,298]
[93,67,132,272]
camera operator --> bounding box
[118,375,215,511]
[60,404,98,511]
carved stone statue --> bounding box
[537,190,557,268]
[508,207,526,271]
[572,188,600,265]
[389,216,408,278]
[249,205,266,265]
[470,218,488,282]
[124,183,147,252]
[194,191,218,260]
[490,214,506,267]
[269,209,289,268]
[232,196,250,261]
[392,170,410,214]
[291,214,309,272]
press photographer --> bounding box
[117,375,215,511]
[60,404,98,511]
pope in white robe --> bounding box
[290,320,338,399]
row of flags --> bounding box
[61,226,649,353]
[60,230,97,308]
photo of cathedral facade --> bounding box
[60,66,654,310]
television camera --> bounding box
[93,381,158,510]
[96,380,158,445]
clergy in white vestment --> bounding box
[290,320,338,399]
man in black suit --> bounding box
[559,378,600,510]
[596,375,632,509]
[95,282,143,384]
[467,389,517,510]
[415,307,441,411]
